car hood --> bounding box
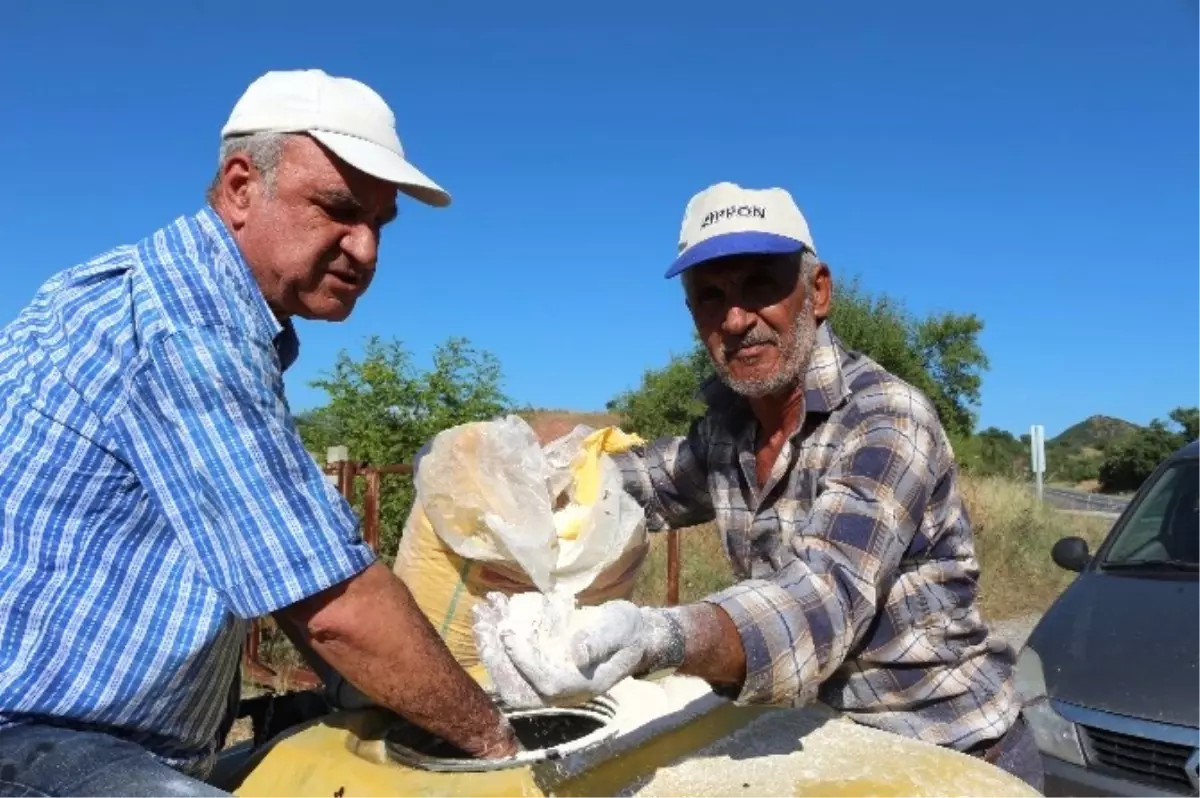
[1029,570,1198,728]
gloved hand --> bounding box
[472,592,688,709]
[563,600,688,689]
[471,592,546,710]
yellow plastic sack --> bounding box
[393,418,649,669]
[393,503,648,668]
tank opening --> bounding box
[513,711,606,749]
[386,708,607,759]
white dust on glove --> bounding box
[471,592,545,710]
[472,590,614,709]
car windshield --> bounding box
[1103,458,1199,568]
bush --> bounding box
[1098,407,1197,494]
[953,427,1030,479]
[1048,453,1102,485]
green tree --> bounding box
[297,335,511,561]
[976,426,1029,478]
[952,426,1037,479]
[294,405,345,458]
[829,279,988,437]
[1098,407,1197,494]
[1046,453,1102,485]
[1169,406,1199,442]
[826,279,937,401]
[606,342,712,440]
[915,312,989,437]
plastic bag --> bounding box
[414,414,646,597]
[392,497,648,669]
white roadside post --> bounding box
[327,445,349,487]
[1030,425,1046,502]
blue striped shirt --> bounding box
[0,207,376,777]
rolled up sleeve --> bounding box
[112,326,375,619]
[706,411,941,706]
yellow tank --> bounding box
[223,676,1039,798]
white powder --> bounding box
[534,678,1034,797]
[502,591,600,647]
[498,591,608,689]
[619,704,1038,797]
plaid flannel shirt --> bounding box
[614,320,1019,751]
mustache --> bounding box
[723,327,780,356]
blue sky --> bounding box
[1,0,1195,439]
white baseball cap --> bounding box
[666,182,816,278]
[221,68,451,208]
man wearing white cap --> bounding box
[476,182,1043,790]
[0,69,518,796]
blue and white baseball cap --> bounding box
[665,182,816,278]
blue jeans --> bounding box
[0,724,228,797]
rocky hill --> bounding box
[1049,415,1141,453]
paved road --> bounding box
[1040,485,1131,514]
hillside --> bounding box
[1049,415,1141,452]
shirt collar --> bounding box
[192,206,301,372]
[802,320,851,415]
[700,319,852,427]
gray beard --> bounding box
[714,298,818,399]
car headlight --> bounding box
[1015,646,1086,766]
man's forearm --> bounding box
[674,603,747,690]
[275,562,517,758]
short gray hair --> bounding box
[205,132,291,205]
[798,248,820,287]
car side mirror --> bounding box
[1052,536,1091,572]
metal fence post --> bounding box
[363,468,381,551]
[666,529,681,606]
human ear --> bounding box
[810,262,833,320]
[216,154,256,229]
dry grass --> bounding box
[631,523,734,608]
[629,475,1115,621]
[962,476,1113,618]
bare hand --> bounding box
[473,717,523,759]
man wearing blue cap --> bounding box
[477,182,1043,790]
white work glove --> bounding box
[471,592,545,710]
[472,592,687,709]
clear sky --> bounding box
[2,0,1195,439]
